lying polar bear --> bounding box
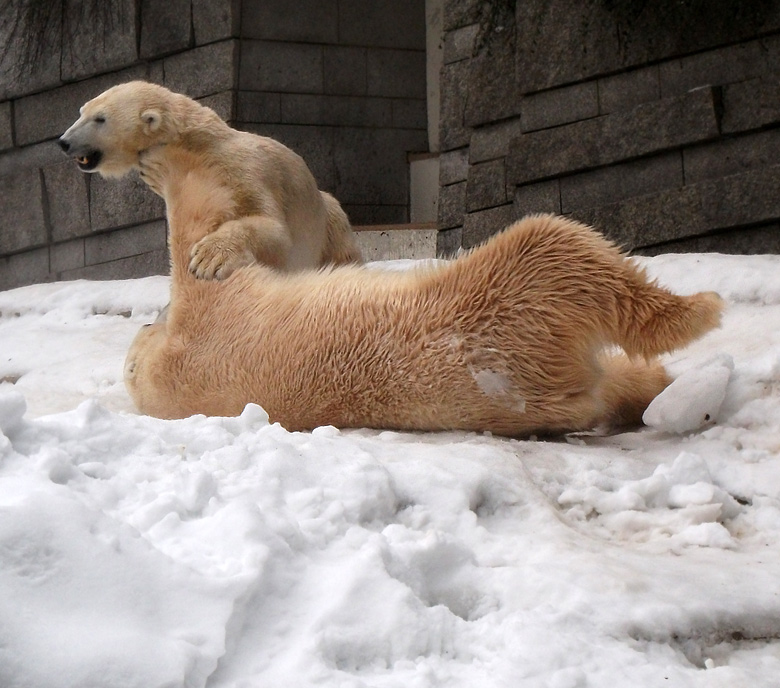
[124,147,723,436]
[59,81,362,277]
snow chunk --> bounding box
[643,355,734,433]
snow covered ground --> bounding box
[1,252,780,688]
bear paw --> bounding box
[189,234,254,280]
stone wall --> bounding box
[439,0,780,255]
[0,0,428,291]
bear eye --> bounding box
[94,115,106,124]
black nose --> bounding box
[58,137,70,153]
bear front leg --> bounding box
[189,215,293,279]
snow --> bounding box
[1,252,780,687]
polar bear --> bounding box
[59,81,362,278]
[124,148,723,435]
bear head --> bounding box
[58,81,184,178]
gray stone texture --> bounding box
[464,24,518,127]
[65,249,169,282]
[462,204,514,249]
[236,92,282,124]
[140,0,192,59]
[164,41,238,98]
[239,41,323,93]
[339,0,426,50]
[0,1,62,100]
[14,66,148,147]
[469,118,524,163]
[43,162,91,243]
[513,180,562,217]
[62,0,137,79]
[439,61,470,151]
[466,159,506,211]
[507,88,720,186]
[344,204,407,226]
[280,95,392,128]
[0,102,12,150]
[559,153,683,213]
[598,66,660,115]
[439,148,469,186]
[636,224,780,256]
[199,91,236,123]
[193,0,240,44]
[50,239,85,274]
[85,222,167,266]
[684,129,780,184]
[241,0,338,42]
[392,99,427,130]
[324,47,367,96]
[90,174,165,233]
[443,24,478,64]
[721,75,780,134]
[443,0,481,32]
[516,0,780,94]
[0,169,46,255]
[438,181,466,229]
[520,82,599,133]
[0,248,50,291]
[367,49,427,99]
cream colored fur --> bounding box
[124,149,724,435]
[60,81,362,277]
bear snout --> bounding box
[58,136,71,153]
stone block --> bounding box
[241,0,337,42]
[332,128,426,205]
[437,226,463,257]
[62,0,137,79]
[464,28,518,127]
[339,0,426,50]
[466,159,506,211]
[439,148,469,185]
[684,129,780,184]
[659,39,767,98]
[560,152,683,213]
[698,164,780,231]
[164,41,238,98]
[85,222,167,266]
[721,75,780,134]
[470,117,523,163]
[280,95,392,128]
[50,239,85,273]
[636,223,780,256]
[198,91,235,123]
[462,204,514,249]
[392,99,427,130]
[239,41,323,94]
[516,0,780,94]
[324,46,367,96]
[0,169,46,255]
[438,181,466,229]
[0,248,50,291]
[520,82,599,133]
[0,2,62,100]
[443,24,478,64]
[507,88,720,187]
[243,124,336,190]
[443,0,481,32]
[0,102,12,150]
[66,248,169,281]
[14,66,147,146]
[367,49,426,99]
[90,173,165,233]
[355,228,438,261]
[193,0,239,44]
[236,92,281,124]
[598,66,660,114]
[140,0,192,59]
[439,61,470,152]
[513,180,561,216]
[0,140,64,178]
[43,162,91,243]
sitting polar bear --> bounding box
[124,148,723,436]
[59,81,362,278]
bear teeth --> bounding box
[77,156,88,164]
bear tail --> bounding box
[320,191,364,265]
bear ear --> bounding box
[140,109,162,134]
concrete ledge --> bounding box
[353,223,438,261]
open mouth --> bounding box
[75,150,102,171]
